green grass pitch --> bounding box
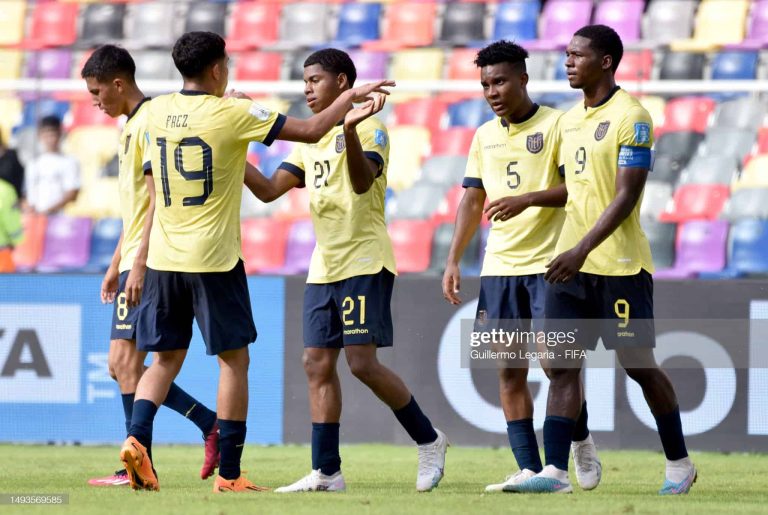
[3,444,766,514]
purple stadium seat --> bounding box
[527,0,593,50]
[346,50,387,80]
[654,220,728,279]
[593,0,644,44]
[24,50,72,80]
[273,219,316,275]
[727,0,768,49]
[37,215,93,272]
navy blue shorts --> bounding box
[475,274,546,333]
[137,260,257,356]
[110,271,143,341]
[544,270,655,350]
[303,269,394,348]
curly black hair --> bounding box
[574,24,624,73]
[81,44,136,82]
[474,40,528,73]
[304,48,357,87]
[172,31,226,79]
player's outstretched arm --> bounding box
[101,231,122,304]
[244,162,301,203]
[484,183,567,222]
[343,93,387,194]
[124,174,155,307]
[443,187,486,305]
[545,166,647,283]
[277,80,395,143]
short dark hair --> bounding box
[81,44,136,82]
[475,40,528,73]
[38,115,62,132]
[574,24,623,73]
[172,31,227,79]
[304,48,357,87]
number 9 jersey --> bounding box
[462,104,564,276]
[143,90,286,272]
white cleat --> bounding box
[571,434,602,490]
[274,469,346,493]
[416,428,448,492]
[484,468,537,492]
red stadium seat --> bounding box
[70,100,118,128]
[448,48,481,80]
[25,2,79,49]
[432,184,464,225]
[660,97,715,134]
[235,52,283,81]
[227,2,281,51]
[12,213,47,272]
[241,218,289,274]
[392,98,446,134]
[363,2,437,51]
[431,127,475,156]
[388,219,434,273]
[757,127,768,154]
[274,187,311,221]
[615,49,653,82]
[660,184,730,222]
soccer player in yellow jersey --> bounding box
[441,40,601,493]
[118,33,394,493]
[80,45,220,487]
[509,25,696,495]
[242,49,447,493]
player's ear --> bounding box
[602,54,613,72]
[113,77,124,93]
[337,72,349,90]
[520,71,529,88]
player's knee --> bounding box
[624,367,655,385]
[347,355,377,382]
[302,351,334,382]
[544,366,579,384]
[499,367,528,393]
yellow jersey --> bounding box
[557,87,654,275]
[281,117,396,284]
[463,105,564,276]
[144,90,285,272]
[118,97,151,273]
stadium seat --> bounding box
[184,1,227,35]
[390,48,444,81]
[392,97,446,135]
[83,217,122,273]
[388,219,434,273]
[431,128,475,157]
[660,184,730,222]
[654,220,728,279]
[274,187,311,221]
[728,218,768,274]
[36,215,93,272]
[712,97,767,132]
[641,219,676,269]
[227,1,281,51]
[699,127,756,162]
[363,2,436,51]
[421,155,468,188]
[70,100,118,128]
[0,50,23,80]
[711,51,759,80]
[615,49,654,82]
[24,50,72,80]
[125,2,180,49]
[0,0,27,47]
[79,3,126,48]
[659,51,706,80]
[432,184,464,225]
[438,2,486,46]
[133,50,178,81]
[448,48,482,81]
[20,98,70,129]
[12,213,47,272]
[661,97,715,134]
[275,219,316,275]
[677,154,738,186]
[648,155,683,186]
[334,2,381,47]
[637,95,666,131]
[640,182,673,221]
[757,127,768,154]
[346,50,388,80]
[531,0,593,49]
[732,0,768,48]
[492,0,539,42]
[25,1,79,48]
[0,97,22,144]
[721,188,768,221]
[447,98,494,128]
[285,49,315,80]
[277,2,331,50]
[654,131,704,171]
[671,0,750,51]
[593,0,644,45]
[642,0,697,44]
[241,187,286,218]
[732,155,768,191]
[235,52,283,81]
[526,51,552,81]
[427,222,480,275]
[241,218,289,274]
[387,126,431,191]
[387,183,447,220]
[65,126,121,177]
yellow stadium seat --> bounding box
[0,0,26,47]
[637,95,667,133]
[0,50,22,80]
[671,0,750,51]
[732,155,768,192]
[0,96,22,144]
[64,127,120,193]
[66,177,121,219]
[387,126,431,192]
[391,49,445,82]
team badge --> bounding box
[335,134,346,153]
[594,121,611,141]
[374,129,388,148]
[634,122,651,144]
[526,132,544,154]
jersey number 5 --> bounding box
[156,137,213,207]
[506,161,520,189]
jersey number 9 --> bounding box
[156,137,214,207]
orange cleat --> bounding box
[213,473,270,493]
[120,436,159,491]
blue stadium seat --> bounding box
[447,98,494,128]
[554,52,568,81]
[711,51,759,80]
[334,3,381,47]
[493,0,539,42]
[21,99,70,129]
[83,217,122,273]
[729,218,768,275]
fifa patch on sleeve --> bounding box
[618,145,652,169]
[374,129,388,148]
[249,102,273,121]
[633,122,651,145]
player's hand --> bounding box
[224,89,251,100]
[344,93,386,129]
[124,263,146,308]
[442,263,462,305]
[484,195,530,222]
[545,246,588,284]
[348,80,396,103]
[101,265,119,304]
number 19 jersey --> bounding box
[144,91,286,272]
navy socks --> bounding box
[311,422,341,475]
[507,418,543,473]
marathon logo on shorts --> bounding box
[526,132,544,154]
[594,121,611,141]
[335,134,345,153]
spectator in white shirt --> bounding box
[24,115,80,215]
